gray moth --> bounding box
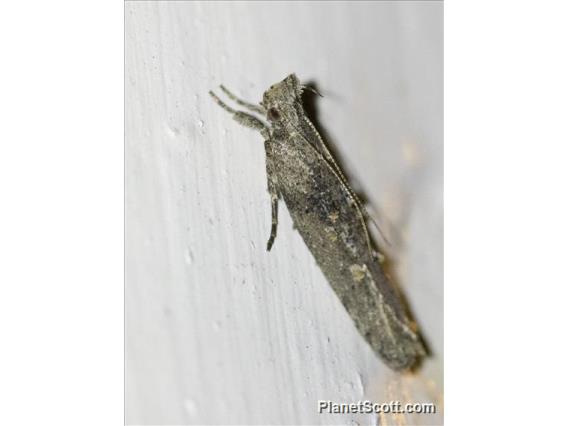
[209,74,425,371]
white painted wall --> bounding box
[126,1,443,425]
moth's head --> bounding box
[261,74,303,122]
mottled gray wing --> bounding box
[270,133,424,370]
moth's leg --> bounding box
[266,192,279,251]
[209,90,269,138]
[219,85,266,115]
[265,149,279,251]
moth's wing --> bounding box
[277,134,425,370]
[293,102,390,244]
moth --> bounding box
[209,74,425,371]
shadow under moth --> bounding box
[209,74,425,371]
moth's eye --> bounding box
[267,107,280,121]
